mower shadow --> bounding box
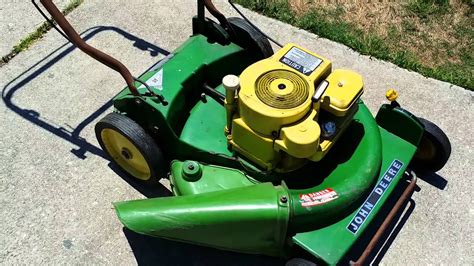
[1,28,282,264]
[418,172,448,190]
[108,162,172,198]
[1,25,169,161]
[122,228,285,266]
[371,198,416,265]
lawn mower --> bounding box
[37,0,451,264]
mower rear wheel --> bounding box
[411,117,451,173]
[95,112,165,183]
[228,17,273,59]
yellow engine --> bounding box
[224,44,364,172]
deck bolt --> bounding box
[187,164,195,170]
[280,196,288,203]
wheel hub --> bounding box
[121,147,133,160]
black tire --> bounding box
[227,17,273,59]
[95,112,165,183]
[286,258,317,266]
[411,117,451,173]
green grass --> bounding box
[406,0,450,19]
[235,0,473,90]
[2,0,83,63]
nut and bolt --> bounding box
[182,161,202,181]
[322,121,337,138]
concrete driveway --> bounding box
[1,0,472,264]
[0,0,72,56]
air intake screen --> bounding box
[255,70,310,109]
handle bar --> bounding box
[38,0,139,96]
[38,0,230,96]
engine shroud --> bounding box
[228,44,363,172]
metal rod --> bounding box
[39,0,139,96]
[203,0,230,29]
[32,0,70,41]
[203,84,225,105]
[350,172,418,266]
[197,0,205,22]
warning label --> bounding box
[299,188,338,207]
[138,69,163,91]
[280,47,322,76]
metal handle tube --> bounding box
[203,0,230,29]
[39,0,139,96]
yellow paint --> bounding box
[385,89,398,102]
[309,104,359,162]
[100,128,151,180]
[231,118,277,170]
[238,43,331,135]
[321,69,364,116]
[227,44,363,172]
[275,109,321,158]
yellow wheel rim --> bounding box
[101,128,151,180]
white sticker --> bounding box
[139,69,163,91]
[299,188,338,207]
[280,47,322,76]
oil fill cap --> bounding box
[182,161,202,181]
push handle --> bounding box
[202,0,230,29]
[39,0,139,96]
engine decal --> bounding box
[346,159,404,234]
[279,46,322,76]
[299,188,338,207]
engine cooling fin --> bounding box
[255,70,309,109]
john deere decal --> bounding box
[347,159,404,234]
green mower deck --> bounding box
[111,35,423,264]
[36,0,452,264]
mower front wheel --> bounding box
[95,112,165,183]
[411,117,451,173]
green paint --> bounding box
[376,104,424,146]
[111,34,427,263]
[113,35,253,166]
[181,160,203,181]
[114,102,416,262]
[114,183,290,256]
[170,160,256,196]
[286,103,382,232]
[179,84,232,157]
[292,127,417,265]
